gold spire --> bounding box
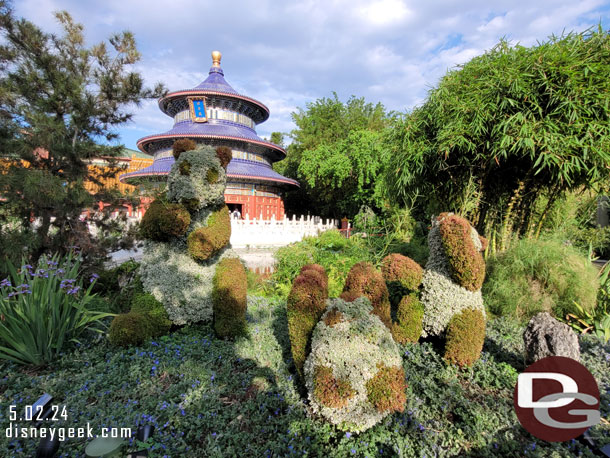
[212,50,222,67]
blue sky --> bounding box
[13,0,610,152]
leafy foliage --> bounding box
[271,229,371,298]
[172,138,197,160]
[0,252,112,365]
[381,253,423,291]
[386,29,610,240]
[276,93,391,218]
[305,297,404,432]
[0,5,165,264]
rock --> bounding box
[523,312,580,364]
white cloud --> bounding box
[10,0,610,151]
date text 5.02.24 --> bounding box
[9,404,68,422]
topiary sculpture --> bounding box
[419,212,487,366]
[342,262,392,329]
[108,292,171,347]
[287,264,329,377]
[138,143,246,329]
[444,308,486,367]
[212,257,247,339]
[139,199,191,242]
[391,293,424,344]
[304,297,406,433]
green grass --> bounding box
[0,297,608,457]
[483,238,599,320]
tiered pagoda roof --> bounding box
[120,51,298,188]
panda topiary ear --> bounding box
[215,146,232,169]
[172,139,197,160]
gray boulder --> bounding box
[523,312,580,364]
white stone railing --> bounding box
[230,215,339,248]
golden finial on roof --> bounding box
[212,51,222,67]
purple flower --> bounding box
[345,432,351,438]
[90,273,100,283]
[1,279,12,288]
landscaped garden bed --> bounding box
[1,296,608,457]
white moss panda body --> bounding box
[139,240,238,325]
[419,214,486,338]
[304,297,403,432]
[140,145,234,325]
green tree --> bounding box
[276,93,390,218]
[0,3,165,266]
[386,28,610,248]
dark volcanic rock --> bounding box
[523,312,580,364]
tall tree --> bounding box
[0,2,165,265]
[386,28,610,245]
[276,93,390,218]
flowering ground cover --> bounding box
[0,296,608,457]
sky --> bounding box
[12,0,610,152]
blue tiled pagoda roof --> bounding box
[159,65,269,123]
[120,157,299,187]
[137,120,285,159]
[193,66,238,93]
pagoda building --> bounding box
[120,51,298,220]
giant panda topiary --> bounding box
[124,143,246,336]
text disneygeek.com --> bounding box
[5,423,132,441]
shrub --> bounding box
[108,312,152,347]
[139,199,191,241]
[391,294,423,344]
[304,297,405,432]
[131,293,172,336]
[187,206,231,262]
[272,229,371,298]
[0,253,112,365]
[381,253,423,291]
[287,267,329,377]
[167,148,226,210]
[212,258,247,339]
[365,364,407,413]
[483,238,599,320]
[215,146,232,169]
[444,308,486,367]
[420,215,486,337]
[342,262,391,329]
[172,138,197,159]
[438,214,485,291]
